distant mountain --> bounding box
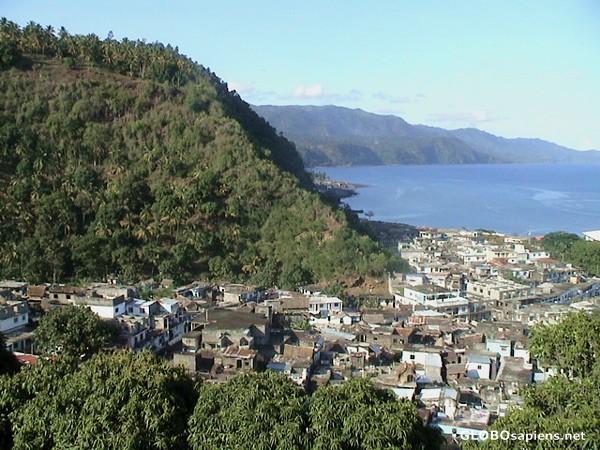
[253,105,600,167]
[252,105,498,166]
[444,128,600,164]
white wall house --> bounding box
[485,339,512,358]
[72,295,126,319]
[0,301,29,333]
[466,354,497,380]
[308,295,343,315]
[583,230,600,242]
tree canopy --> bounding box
[469,312,600,449]
[34,305,119,357]
[0,359,442,450]
[0,19,393,288]
[543,232,600,276]
[4,351,196,450]
[308,378,441,450]
[188,372,307,450]
[529,311,600,378]
[0,333,19,377]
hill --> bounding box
[0,20,392,287]
[253,105,497,166]
[252,104,600,167]
[446,127,600,164]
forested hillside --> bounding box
[253,105,496,166]
[253,105,600,167]
[0,20,392,287]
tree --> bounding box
[188,372,307,450]
[0,19,391,289]
[542,231,580,260]
[466,373,600,449]
[529,311,600,378]
[34,305,119,357]
[9,351,196,450]
[308,378,441,450]
[0,332,20,376]
[0,356,78,450]
[466,312,600,449]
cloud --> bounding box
[426,110,503,125]
[233,81,363,106]
[293,84,324,98]
[228,81,256,96]
[372,91,413,104]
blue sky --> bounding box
[3,0,600,150]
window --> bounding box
[410,354,415,360]
[115,308,118,313]
[477,365,482,370]
[14,317,18,323]
[66,294,71,300]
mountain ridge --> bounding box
[252,104,600,167]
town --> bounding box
[2,227,600,443]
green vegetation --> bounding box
[543,232,600,276]
[309,378,441,450]
[34,305,119,357]
[0,19,393,288]
[529,312,600,378]
[469,312,600,449]
[252,105,498,167]
[0,352,438,450]
[253,105,600,167]
[1,352,196,450]
[188,372,307,450]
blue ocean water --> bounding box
[319,164,600,235]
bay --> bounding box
[319,164,600,235]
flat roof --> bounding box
[583,230,600,241]
[407,284,454,294]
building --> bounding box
[71,294,127,319]
[466,353,498,380]
[583,230,600,242]
[401,347,443,382]
[0,300,29,333]
[308,295,343,316]
[467,278,530,302]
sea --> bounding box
[318,164,600,236]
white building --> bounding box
[485,338,512,358]
[401,348,443,382]
[72,295,127,319]
[308,295,343,316]
[583,230,600,242]
[0,300,29,333]
[466,354,497,380]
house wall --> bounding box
[0,312,28,333]
[466,362,492,379]
[486,340,511,358]
[89,302,126,319]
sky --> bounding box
[3,0,600,150]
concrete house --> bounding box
[308,295,343,316]
[466,353,498,380]
[200,309,270,350]
[401,347,444,382]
